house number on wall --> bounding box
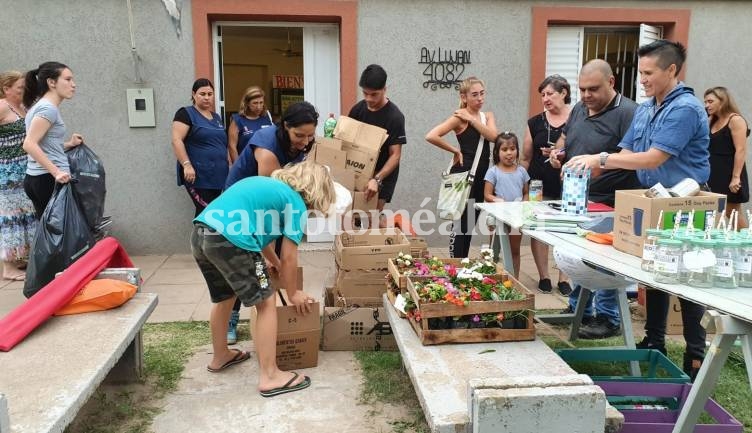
[419,47,471,90]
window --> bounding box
[545,24,662,104]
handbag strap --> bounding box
[444,111,487,179]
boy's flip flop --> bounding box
[259,372,311,398]
[206,349,251,373]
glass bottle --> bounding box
[736,236,752,287]
[715,237,739,288]
[673,233,695,284]
[641,229,664,272]
[685,238,716,288]
[654,238,683,284]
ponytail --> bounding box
[23,69,39,108]
[23,61,69,108]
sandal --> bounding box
[206,349,251,373]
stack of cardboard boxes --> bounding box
[322,229,411,351]
[306,116,388,242]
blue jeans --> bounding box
[568,286,620,326]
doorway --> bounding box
[212,22,341,135]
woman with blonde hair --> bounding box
[0,70,36,280]
[191,159,333,397]
[426,76,498,258]
[228,86,273,163]
[704,86,750,228]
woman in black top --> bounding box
[704,86,750,228]
[520,75,572,294]
[426,76,498,258]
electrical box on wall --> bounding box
[126,88,155,127]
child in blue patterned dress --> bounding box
[483,132,529,277]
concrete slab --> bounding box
[158,254,198,269]
[151,346,384,433]
[0,289,25,317]
[0,280,23,292]
[144,268,206,286]
[141,283,206,305]
[147,303,197,323]
[0,293,157,433]
[384,295,577,433]
[130,255,168,282]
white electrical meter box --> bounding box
[126,88,155,127]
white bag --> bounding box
[437,112,488,220]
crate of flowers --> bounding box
[387,248,504,291]
[403,270,535,345]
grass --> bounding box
[65,321,213,433]
[354,351,430,433]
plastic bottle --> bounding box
[529,180,543,202]
[324,113,337,138]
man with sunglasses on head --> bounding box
[550,58,642,339]
[348,64,406,225]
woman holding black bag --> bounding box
[22,61,84,218]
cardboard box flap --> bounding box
[333,116,388,150]
[313,137,346,171]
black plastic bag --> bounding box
[66,143,106,230]
[23,183,95,298]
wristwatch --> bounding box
[599,152,609,169]
[372,175,383,187]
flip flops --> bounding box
[206,349,251,373]
[259,372,311,398]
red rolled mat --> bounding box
[0,237,135,351]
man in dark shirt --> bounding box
[348,65,406,220]
[551,59,641,339]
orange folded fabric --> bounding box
[586,232,614,245]
[54,279,137,316]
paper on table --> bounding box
[553,247,635,289]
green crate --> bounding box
[556,349,690,383]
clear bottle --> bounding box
[685,238,716,288]
[654,238,683,284]
[641,229,665,272]
[529,180,543,202]
[736,236,752,287]
[323,113,337,138]
[715,237,739,288]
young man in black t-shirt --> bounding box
[348,64,406,219]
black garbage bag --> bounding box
[23,183,95,298]
[66,143,106,230]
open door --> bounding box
[211,23,226,123]
[636,24,664,104]
[303,25,340,136]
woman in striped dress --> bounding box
[0,71,36,281]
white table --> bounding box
[524,230,752,433]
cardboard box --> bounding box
[326,287,383,309]
[636,286,682,335]
[351,191,378,214]
[335,229,411,270]
[322,305,397,351]
[313,138,356,190]
[613,190,726,257]
[249,267,320,370]
[333,116,387,191]
[335,269,388,299]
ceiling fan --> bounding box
[273,29,303,57]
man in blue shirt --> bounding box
[565,40,710,380]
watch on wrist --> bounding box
[373,175,383,187]
[599,152,609,169]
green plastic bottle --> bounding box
[324,113,337,138]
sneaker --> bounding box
[227,310,240,345]
[559,305,594,326]
[578,316,621,339]
[557,281,572,296]
[538,278,553,293]
[636,337,667,356]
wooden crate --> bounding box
[385,283,407,318]
[405,274,536,345]
[387,257,505,290]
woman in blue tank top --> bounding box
[228,86,273,163]
[171,78,228,217]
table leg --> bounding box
[491,221,515,276]
[742,334,752,389]
[616,288,640,376]
[672,332,736,433]
[569,287,591,341]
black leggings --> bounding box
[184,186,222,218]
[644,289,706,360]
[23,173,56,219]
[449,200,480,259]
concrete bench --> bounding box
[383,295,622,433]
[0,271,157,433]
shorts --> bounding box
[190,224,274,307]
[379,178,397,203]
